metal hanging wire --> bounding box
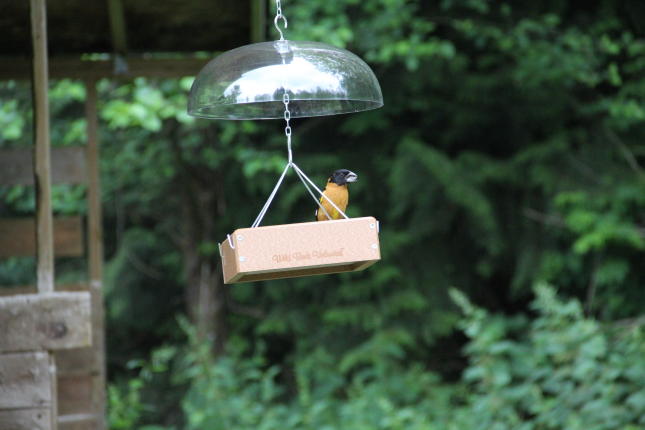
[250,97,347,227]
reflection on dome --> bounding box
[222,57,347,104]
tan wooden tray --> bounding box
[220,216,380,284]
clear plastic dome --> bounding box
[188,40,383,120]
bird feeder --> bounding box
[188,0,384,284]
[220,217,380,284]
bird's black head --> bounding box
[329,169,358,185]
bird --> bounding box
[316,169,358,221]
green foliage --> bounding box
[451,284,645,429]
[129,286,644,430]
[136,318,458,430]
[108,377,146,430]
[108,344,183,430]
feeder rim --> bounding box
[188,99,384,120]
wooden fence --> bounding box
[0,3,106,427]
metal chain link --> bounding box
[283,92,292,162]
[274,0,288,40]
[276,2,292,165]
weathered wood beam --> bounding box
[107,0,128,56]
[0,217,84,258]
[30,0,54,294]
[57,375,92,416]
[85,82,103,289]
[29,2,58,428]
[0,292,92,353]
[84,79,107,430]
[0,284,89,297]
[55,348,96,376]
[0,408,52,430]
[0,57,210,80]
[58,413,96,430]
[0,352,52,409]
[0,147,87,186]
[250,0,267,43]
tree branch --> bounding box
[126,251,163,280]
[524,207,645,238]
[227,299,266,319]
[522,208,567,228]
[585,253,599,316]
[604,127,645,178]
[612,315,645,329]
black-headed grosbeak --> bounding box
[316,169,358,221]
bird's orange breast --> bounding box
[317,183,349,221]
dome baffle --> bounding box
[188,40,383,120]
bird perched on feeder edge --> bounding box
[316,169,358,221]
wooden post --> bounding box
[30,1,57,429]
[250,0,267,43]
[31,0,54,294]
[108,0,128,55]
[85,79,107,430]
[85,81,103,286]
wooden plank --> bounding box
[58,414,96,430]
[0,292,91,353]
[89,286,106,428]
[55,284,89,292]
[0,217,84,258]
[0,352,51,409]
[0,57,210,80]
[0,286,37,297]
[31,0,54,294]
[85,82,103,285]
[0,408,52,430]
[250,0,266,43]
[49,353,57,430]
[30,2,57,427]
[55,349,95,376]
[85,79,107,430]
[56,375,92,416]
[107,0,128,56]
[0,285,89,297]
[0,147,87,186]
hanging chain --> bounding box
[274,0,288,40]
[283,93,292,163]
[275,0,291,162]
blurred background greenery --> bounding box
[1,0,645,429]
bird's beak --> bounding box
[345,171,358,183]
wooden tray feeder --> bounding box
[220,216,380,284]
